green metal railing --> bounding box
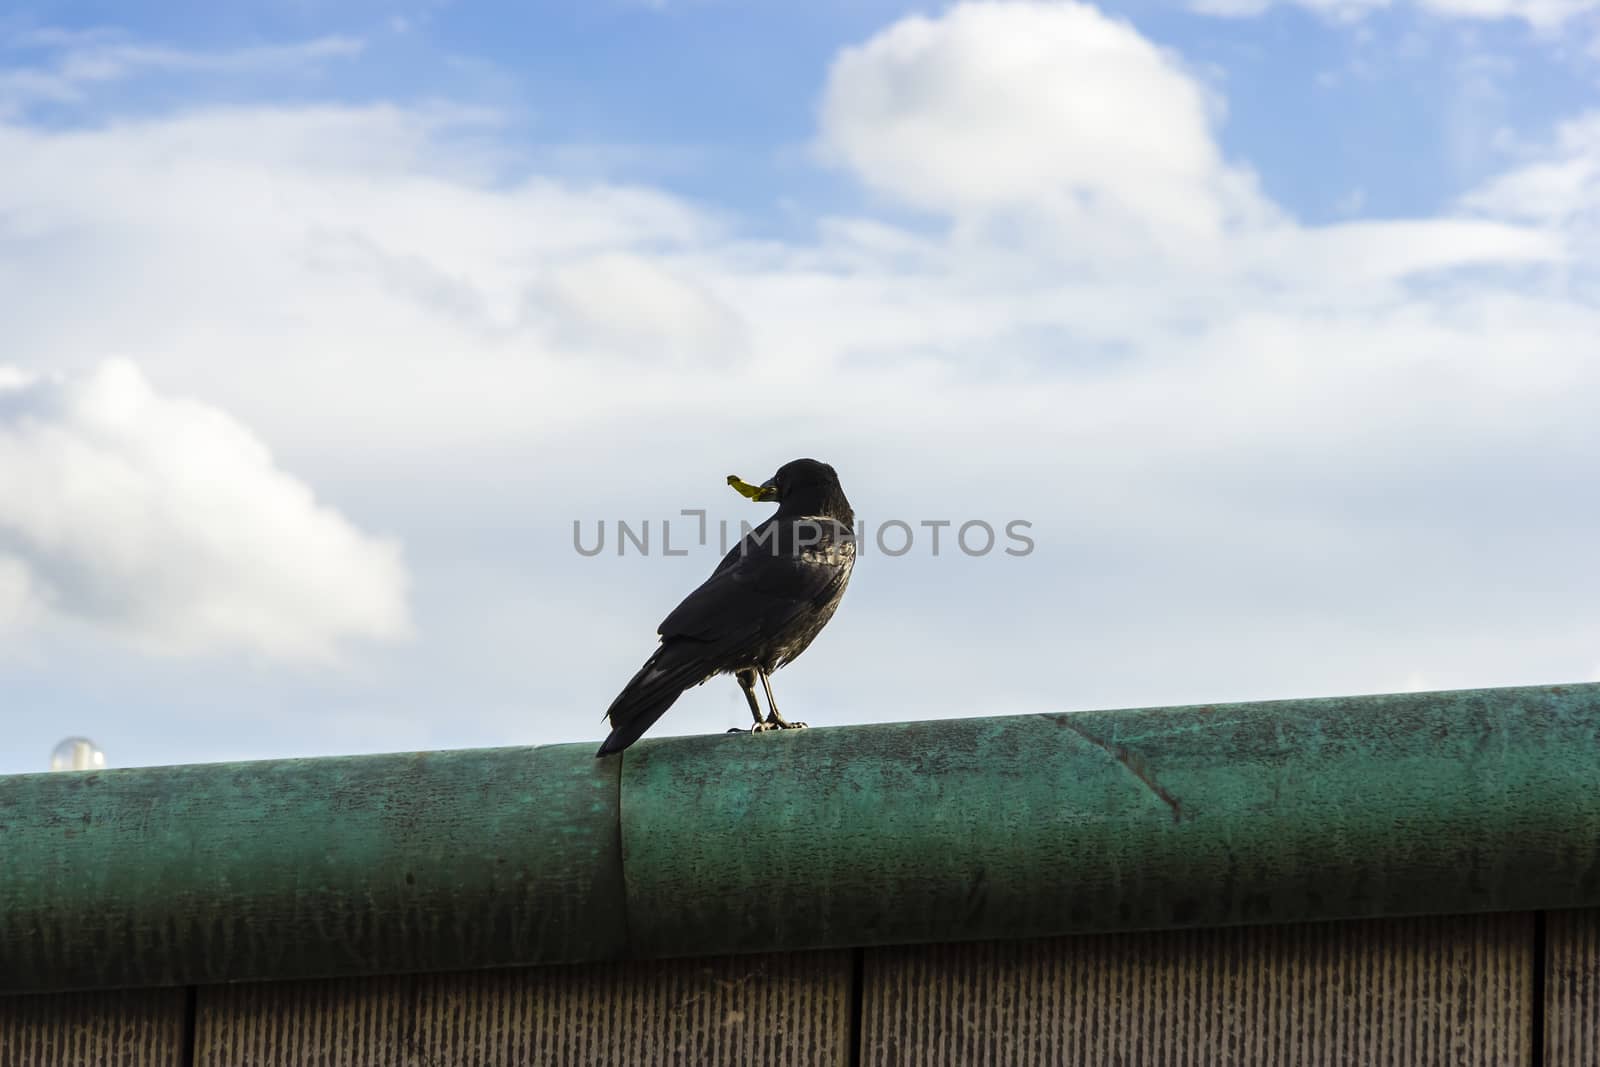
[3,682,1598,994]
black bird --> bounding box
[596,458,856,756]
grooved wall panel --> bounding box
[194,976,412,1067]
[860,913,1533,1066]
[190,951,850,1067]
[1546,908,1600,1067]
[408,951,851,1067]
[0,988,185,1067]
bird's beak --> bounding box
[727,474,780,502]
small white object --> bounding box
[49,737,106,772]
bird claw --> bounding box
[754,718,807,732]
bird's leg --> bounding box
[738,670,780,733]
[759,669,807,730]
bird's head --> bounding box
[727,459,852,524]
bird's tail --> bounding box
[597,642,711,756]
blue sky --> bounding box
[2,0,1599,773]
[9,2,1595,219]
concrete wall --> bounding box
[4,908,1597,1066]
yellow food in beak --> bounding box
[727,475,778,502]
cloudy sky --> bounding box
[1,0,1597,774]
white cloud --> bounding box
[0,361,410,661]
[1190,0,1599,27]
[537,252,749,362]
[1238,218,1562,287]
[819,2,1275,249]
[0,33,363,116]
[1417,0,1600,25]
[1461,111,1600,236]
[0,554,40,633]
[0,104,718,448]
[1191,0,1390,22]
[816,1,1560,287]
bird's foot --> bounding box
[764,715,808,731]
[750,720,783,734]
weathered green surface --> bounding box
[622,683,1600,957]
[0,744,624,993]
[3,682,1599,994]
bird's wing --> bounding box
[657,538,847,648]
[703,516,769,581]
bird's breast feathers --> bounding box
[787,515,856,569]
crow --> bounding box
[596,458,855,756]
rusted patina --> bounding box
[3,682,1598,994]
[623,683,1600,958]
[0,745,625,992]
